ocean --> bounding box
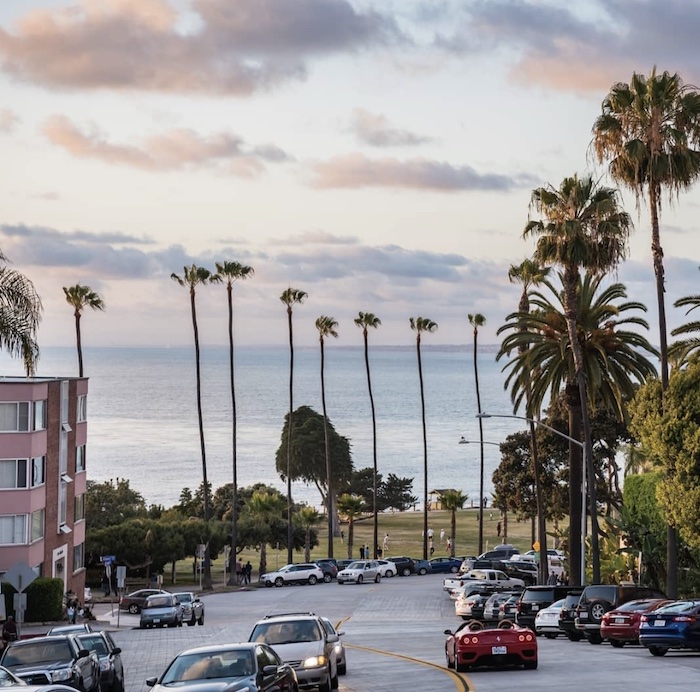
[0,345,530,510]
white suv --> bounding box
[259,563,325,587]
[249,612,339,691]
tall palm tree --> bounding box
[507,259,551,584]
[499,272,657,583]
[246,490,287,576]
[409,316,438,560]
[315,315,339,557]
[440,489,468,557]
[171,264,214,589]
[62,284,105,377]
[336,493,367,560]
[295,506,322,562]
[280,288,307,565]
[213,261,254,584]
[524,174,632,584]
[0,251,42,375]
[593,68,700,596]
[354,311,382,557]
[468,312,487,555]
[670,278,700,365]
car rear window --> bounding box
[146,596,173,608]
[521,588,554,602]
[653,601,699,615]
[580,586,616,603]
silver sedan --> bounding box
[337,560,382,585]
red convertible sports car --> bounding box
[444,619,538,671]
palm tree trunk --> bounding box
[363,331,379,559]
[320,337,334,558]
[286,308,294,565]
[530,420,548,586]
[75,311,83,377]
[450,510,456,557]
[190,288,211,590]
[259,543,267,579]
[305,529,311,562]
[227,284,238,585]
[566,383,583,586]
[348,519,354,560]
[473,343,485,556]
[416,338,429,560]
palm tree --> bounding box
[62,284,105,377]
[593,68,700,596]
[336,493,367,559]
[499,271,657,583]
[354,311,382,557]
[171,264,214,589]
[524,174,632,584]
[440,489,468,557]
[0,251,42,375]
[295,506,322,562]
[507,259,551,584]
[468,312,487,554]
[409,316,438,560]
[246,490,287,576]
[280,288,307,565]
[213,261,254,584]
[315,315,339,558]
[670,278,700,365]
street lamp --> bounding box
[476,412,587,586]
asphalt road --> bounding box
[94,573,700,692]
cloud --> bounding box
[30,191,60,201]
[309,153,537,191]
[42,115,292,175]
[0,0,402,96]
[350,108,432,147]
[0,108,18,132]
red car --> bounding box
[444,619,538,671]
[601,598,670,647]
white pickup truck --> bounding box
[511,553,565,578]
[444,568,525,595]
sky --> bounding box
[2,0,700,351]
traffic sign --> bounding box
[532,541,540,552]
[2,562,37,592]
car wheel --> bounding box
[401,567,411,577]
[544,633,558,639]
[566,632,584,642]
[587,632,603,645]
[374,573,381,583]
[385,570,394,578]
[128,604,139,614]
[455,659,468,673]
[649,646,668,657]
[275,577,284,587]
[609,639,624,648]
[524,660,538,670]
[588,600,609,622]
[188,615,196,626]
[338,661,346,676]
[337,580,344,585]
[331,668,338,689]
[450,566,458,573]
[308,575,318,585]
[197,614,204,626]
[323,574,332,583]
[418,568,427,575]
[357,575,364,584]
[445,648,454,669]
[111,675,124,692]
[318,668,332,692]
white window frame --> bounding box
[31,508,45,542]
[31,456,45,487]
[77,395,87,422]
[0,402,30,432]
[73,542,85,572]
[74,494,85,522]
[75,445,86,473]
[0,458,28,489]
[32,400,46,431]
[0,514,27,545]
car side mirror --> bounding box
[146,677,158,687]
[111,648,121,656]
[337,630,345,636]
[326,633,339,643]
[77,649,89,659]
[443,629,453,635]
[261,665,277,676]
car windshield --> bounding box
[347,562,365,570]
[162,650,254,682]
[78,636,108,656]
[250,620,321,645]
[2,641,73,666]
[175,594,192,604]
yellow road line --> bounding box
[346,643,473,691]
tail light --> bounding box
[499,604,505,613]
[516,602,522,612]
[674,616,697,623]
[640,615,648,623]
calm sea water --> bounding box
[0,345,531,510]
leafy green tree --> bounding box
[213,260,254,584]
[171,264,215,589]
[336,494,367,559]
[85,479,148,531]
[1,250,42,375]
[379,473,417,512]
[354,311,382,558]
[245,490,287,576]
[410,316,438,559]
[63,284,105,377]
[295,506,322,562]
[440,490,468,557]
[280,287,307,564]
[343,468,387,511]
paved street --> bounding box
[85,575,700,692]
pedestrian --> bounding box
[376,544,383,558]
[340,530,345,543]
[446,537,452,554]
[427,526,434,541]
[101,574,110,597]
[489,512,493,521]
[497,521,502,537]
[235,558,243,585]
[2,616,18,651]
[547,571,558,585]
[429,537,434,556]
[440,528,445,543]
[383,533,389,553]
[364,544,370,560]
[243,561,252,584]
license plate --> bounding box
[491,646,507,654]
[615,618,625,624]
[153,618,160,623]
[654,619,665,627]
[579,612,588,619]
[531,605,538,611]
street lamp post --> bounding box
[475,413,587,586]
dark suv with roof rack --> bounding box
[559,589,584,641]
[516,585,581,630]
[384,556,416,576]
[574,583,666,644]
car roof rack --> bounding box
[263,611,317,619]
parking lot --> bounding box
[91,574,700,692]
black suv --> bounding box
[0,634,100,691]
[314,559,338,583]
[516,585,581,630]
[559,589,584,641]
[385,556,416,576]
[574,584,666,644]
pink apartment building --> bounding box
[0,377,87,599]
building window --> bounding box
[59,482,67,527]
[0,459,28,489]
[77,395,87,422]
[0,402,30,432]
[32,400,46,431]
[73,542,85,571]
[0,515,27,544]
[61,380,69,423]
[75,446,86,473]
[31,509,44,542]
[31,457,45,487]
[74,494,85,522]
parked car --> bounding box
[498,593,520,621]
[375,560,398,578]
[455,592,490,620]
[483,592,517,622]
[444,620,538,671]
[559,590,584,641]
[428,557,465,574]
[477,545,520,560]
[75,632,124,692]
[501,563,536,586]
[0,664,27,686]
[574,584,666,644]
[172,592,204,626]
[335,559,354,571]
[461,568,525,590]
[313,560,338,583]
[600,598,670,648]
[47,624,94,636]
[412,559,432,576]
[384,556,415,577]
[249,612,340,691]
[337,560,382,585]
[639,599,700,656]
[534,598,566,638]
[139,594,183,629]
[0,634,101,691]
[516,585,581,630]
[259,563,325,587]
[119,589,169,614]
[319,617,346,676]
[145,642,297,692]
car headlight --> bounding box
[334,644,342,654]
[51,669,72,682]
[302,655,326,668]
[100,660,112,672]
